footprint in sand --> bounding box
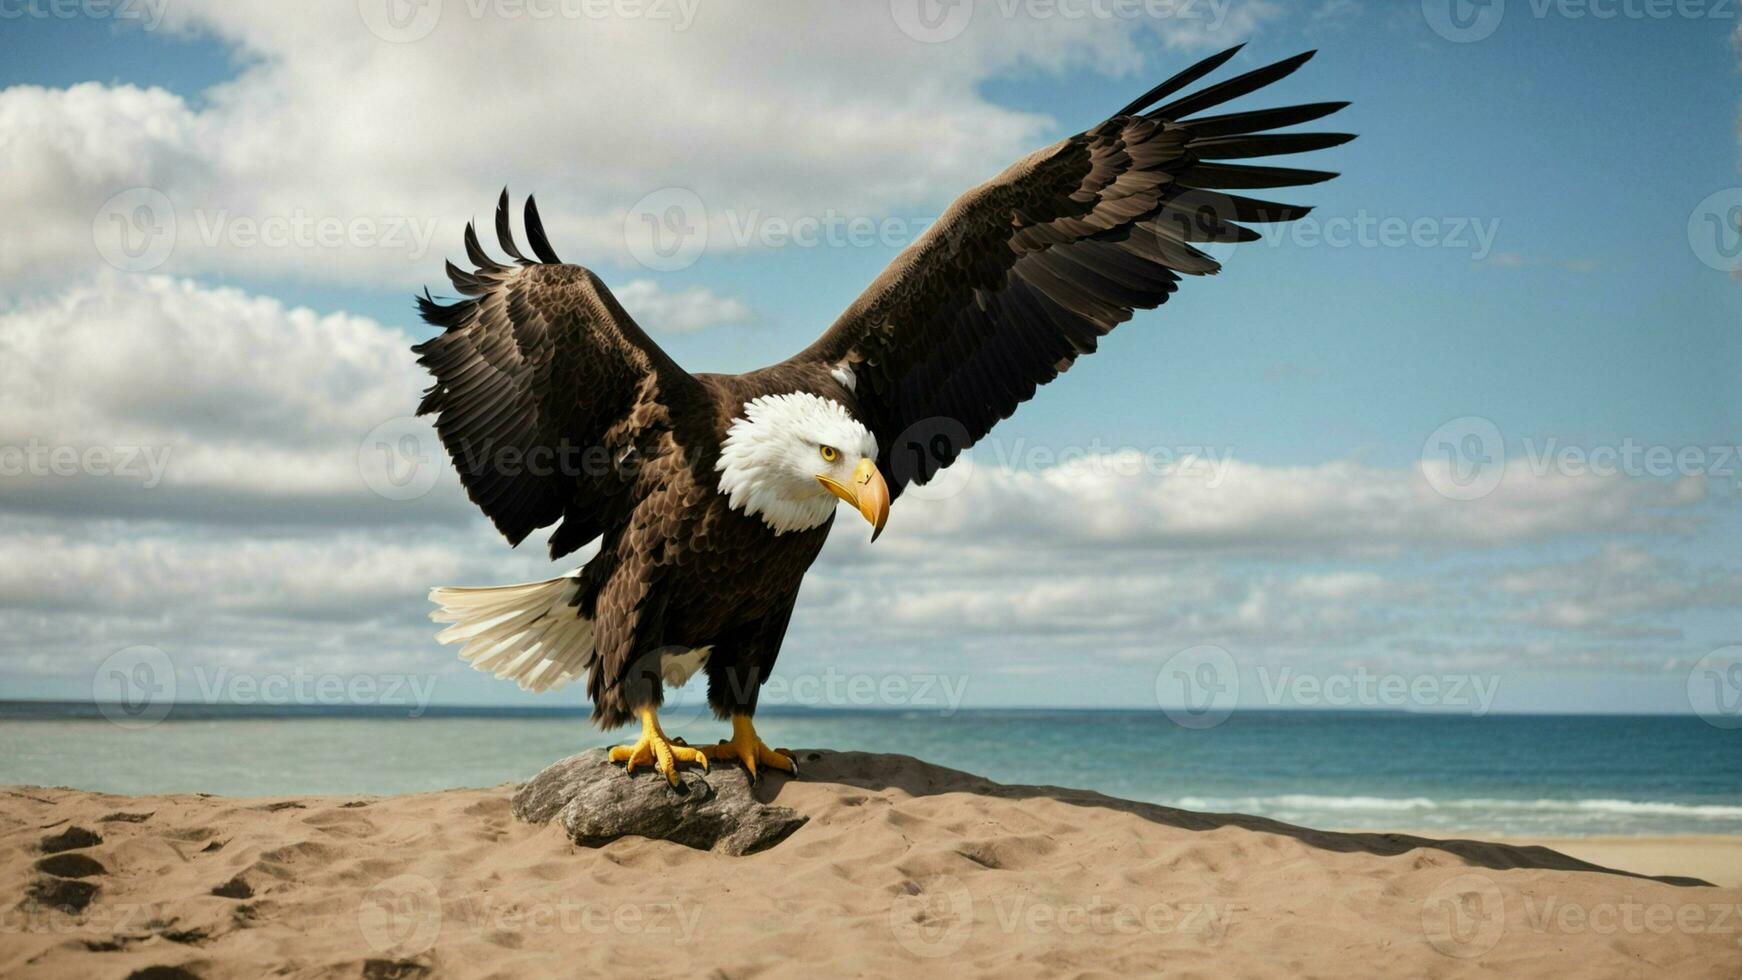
[39,825,103,853]
[211,875,254,899]
[122,968,201,980]
[29,826,109,914]
[100,811,154,823]
[35,852,107,878]
[26,876,99,913]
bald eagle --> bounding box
[417,45,1350,783]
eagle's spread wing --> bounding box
[777,46,1351,498]
[413,192,703,557]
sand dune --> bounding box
[4,751,1739,978]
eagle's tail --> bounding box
[429,573,595,694]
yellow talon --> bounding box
[700,714,796,781]
[608,707,708,785]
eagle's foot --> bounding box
[609,707,708,786]
[701,714,796,782]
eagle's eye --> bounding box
[819,445,838,463]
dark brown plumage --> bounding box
[413,46,1350,755]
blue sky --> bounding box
[0,1,1738,718]
[6,4,1734,462]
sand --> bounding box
[3,751,1739,978]
[1511,837,1742,891]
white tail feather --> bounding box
[430,573,594,693]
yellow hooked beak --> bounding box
[818,457,890,542]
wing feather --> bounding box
[769,48,1350,498]
[413,193,703,556]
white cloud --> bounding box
[67,266,1698,558]
[0,0,1287,289]
[1493,545,1742,632]
[614,278,752,333]
[0,265,1727,693]
[774,450,1721,670]
[0,510,575,683]
[0,270,755,525]
[1312,0,1361,22]
[0,273,469,525]
[0,528,458,619]
[847,453,1700,563]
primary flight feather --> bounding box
[414,45,1352,783]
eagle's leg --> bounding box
[701,714,796,781]
[608,706,709,786]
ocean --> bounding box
[3,705,1738,837]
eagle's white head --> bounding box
[716,392,889,538]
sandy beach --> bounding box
[4,751,1739,978]
[1492,836,1742,891]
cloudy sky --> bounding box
[1,0,1738,716]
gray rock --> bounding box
[512,749,807,856]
